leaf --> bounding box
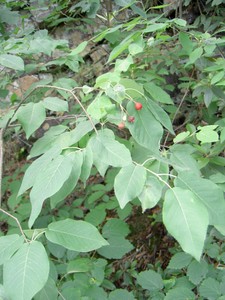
[102,219,130,238]
[138,175,163,212]
[179,32,193,55]
[114,164,146,208]
[169,145,200,175]
[29,155,73,228]
[188,47,203,64]
[196,125,219,143]
[69,41,88,56]
[50,151,83,208]
[199,277,221,299]
[3,241,49,300]
[163,187,209,261]
[80,146,93,184]
[127,101,163,153]
[187,259,208,285]
[167,252,192,270]
[18,146,62,196]
[97,236,134,259]
[0,235,24,265]
[164,287,195,300]
[42,97,68,112]
[85,207,106,226]
[0,54,24,71]
[107,35,134,62]
[67,258,93,273]
[17,102,46,139]
[136,270,164,292]
[34,278,58,300]
[175,171,225,226]
[144,23,167,33]
[89,129,132,168]
[115,55,134,72]
[87,95,114,120]
[108,289,135,300]
[69,119,97,146]
[173,131,190,143]
[144,82,173,104]
[45,219,108,252]
[147,98,174,134]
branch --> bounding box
[0,208,28,243]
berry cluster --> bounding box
[118,102,142,130]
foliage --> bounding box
[1,0,225,299]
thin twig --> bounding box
[0,208,28,242]
[3,86,41,135]
[4,84,98,136]
[163,70,195,148]
[36,85,98,134]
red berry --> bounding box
[135,102,143,110]
[118,122,125,130]
[128,116,135,123]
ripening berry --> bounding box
[118,122,125,129]
[128,116,135,123]
[135,102,143,110]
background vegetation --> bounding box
[1,0,225,299]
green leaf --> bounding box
[50,151,83,208]
[69,41,88,56]
[128,37,145,55]
[87,95,114,120]
[115,55,134,72]
[89,130,132,168]
[108,289,135,300]
[147,98,174,134]
[127,101,163,153]
[17,102,46,139]
[42,97,68,112]
[165,287,195,300]
[144,23,167,33]
[120,78,144,99]
[169,145,200,175]
[163,187,209,261]
[80,146,93,184]
[187,259,208,285]
[173,18,187,27]
[28,126,67,158]
[196,125,219,144]
[18,146,62,196]
[97,236,133,259]
[173,131,190,143]
[179,32,193,55]
[0,54,24,71]
[85,207,106,226]
[167,252,192,270]
[138,175,163,212]
[34,278,58,300]
[175,171,225,226]
[45,219,108,252]
[136,270,164,292]
[3,241,49,300]
[0,235,24,265]
[114,164,146,208]
[102,219,130,238]
[29,155,73,228]
[144,82,173,104]
[67,258,93,274]
[107,35,134,62]
[188,47,203,65]
[199,277,221,299]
